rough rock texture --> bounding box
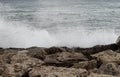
[44,51,88,67]
[29,66,88,77]
[3,51,44,77]
[0,36,120,77]
[92,50,120,64]
[87,73,118,77]
[116,36,120,47]
[73,59,97,69]
[97,63,120,76]
[26,47,47,60]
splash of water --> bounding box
[0,2,118,48]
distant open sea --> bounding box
[0,0,120,48]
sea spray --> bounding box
[0,18,118,48]
[0,0,119,48]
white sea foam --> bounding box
[0,18,118,48]
[0,18,57,48]
[0,1,118,48]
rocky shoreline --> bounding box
[0,37,120,77]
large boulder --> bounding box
[44,51,88,67]
[3,50,44,77]
[27,47,47,60]
[29,66,88,77]
[91,50,120,64]
[97,63,120,76]
[74,44,118,55]
[11,51,44,67]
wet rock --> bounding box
[44,51,88,67]
[73,59,97,69]
[4,48,25,53]
[74,43,118,55]
[116,36,120,47]
[0,48,4,54]
[97,63,120,76]
[27,47,47,60]
[29,66,88,77]
[115,49,120,53]
[61,47,74,52]
[45,47,66,54]
[91,50,120,64]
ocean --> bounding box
[0,0,119,48]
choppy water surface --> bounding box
[0,0,120,48]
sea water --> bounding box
[0,0,119,48]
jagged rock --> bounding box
[73,59,97,69]
[1,51,17,64]
[116,36,120,47]
[0,45,120,77]
[97,63,120,76]
[56,52,88,63]
[87,73,119,77]
[0,61,5,75]
[29,66,88,77]
[44,51,88,67]
[3,48,24,54]
[0,48,4,54]
[3,51,44,77]
[88,68,98,73]
[4,63,24,77]
[74,44,118,55]
[115,49,120,53]
[45,47,66,54]
[27,47,47,60]
[11,51,44,67]
[91,50,120,64]
[62,47,74,52]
